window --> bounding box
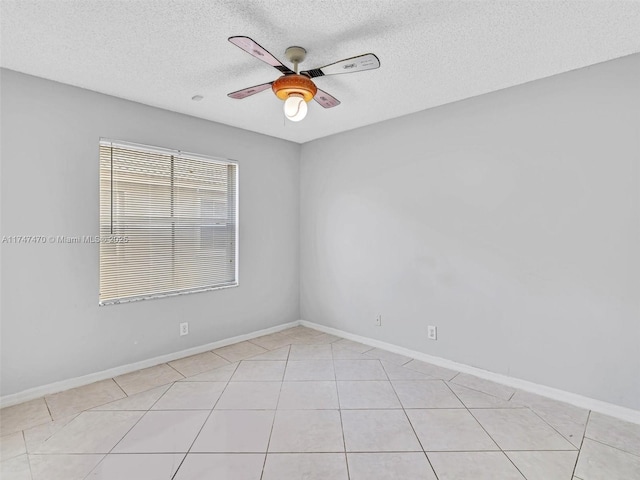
[99,140,238,305]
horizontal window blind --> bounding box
[99,140,238,305]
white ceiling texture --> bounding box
[2,1,640,144]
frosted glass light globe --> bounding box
[283,94,307,122]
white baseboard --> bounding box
[4,318,639,426]
[0,320,300,409]
[300,320,640,425]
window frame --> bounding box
[98,138,239,306]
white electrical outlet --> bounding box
[427,325,437,340]
[180,322,189,336]
[375,314,382,326]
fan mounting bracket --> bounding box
[285,46,307,64]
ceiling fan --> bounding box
[227,36,380,122]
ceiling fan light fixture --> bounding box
[284,93,307,121]
[272,74,316,122]
[272,74,317,102]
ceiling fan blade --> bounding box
[301,53,380,78]
[314,89,341,108]
[228,36,295,75]
[227,82,273,99]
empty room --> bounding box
[1,1,639,479]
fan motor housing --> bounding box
[272,74,317,102]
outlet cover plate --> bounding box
[427,325,437,340]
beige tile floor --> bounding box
[1,326,639,479]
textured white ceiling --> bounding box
[2,1,640,144]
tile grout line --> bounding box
[332,341,351,480]
[78,390,168,480]
[448,378,514,403]
[443,381,530,479]
[165,362,186,379]
[84,360,237,479]
[111,377,130,400]
[382,360,441,480]
[571,409,591,478]
[169,360,241,480]
[23,426,35,480]
[582,435,640,458]
[526,404,583,450]
[258,341,291,480]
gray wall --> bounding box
[3,54,639,410]
[0,69,300,396]
[300,54,640,409]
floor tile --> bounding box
[332,345,372,360]
[114,364,183,396]
[585,411,640,456]
[0,399,51,436]
[341,409,422,452]
[451,373,515,400]
[92,384,171,411]
[471,408,576,450]
[168,352,229,377]
[244,346,290,361]
[29,454,103,480]
[151,382,226,410]
[365,348,412,365]
[23,415,78,453]
[31,411,143,454]
[268,410,344,452]
[392,380,464,408]
[288,344,333,360]
[1,432,26,461]
[347,452,437,480]
[173,453,264,480]
[248,332,293,350]
[333,339,373,353]
[575,438,640,479]
[510,390,589,425]
[215,382,281,409]
[447,382,515,408]
[7,332,640,480]
[262,453,348,480]
[44,380,125,420]
[428,451,525,480]
[279,332,334,346]
[288,332,338,345]
[510,390,588,447]
[192,410,274,452]
[213,341,267,362]
[506,451,578,480]
[402,360,459,381]
[381,361,435,380]
[278,381,339,410]
[86,453,184,479]
[281,326,323,337]
[337,381,401,409]
[284,360,335,381]
[407,409,499,451]
[0,454,31,480]
[112,410,209,453]
[180,363,238,382]
[334,359,387,380]
[230,361,286,381]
